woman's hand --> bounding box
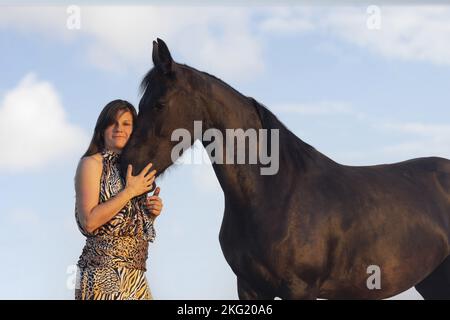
[125,163,157,198]
[146,187,163,219]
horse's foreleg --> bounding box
[415,255,450,300]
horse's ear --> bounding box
[152,40,160,67]
[152,38,173,74]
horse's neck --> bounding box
[200,80,258,130]
[198,75,334,207]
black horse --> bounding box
[120,38,450,299]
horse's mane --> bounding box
[248,97,321,170]
[140,68,158,94]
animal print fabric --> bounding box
[75,266,153,300]
[75,149,156,300]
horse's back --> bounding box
[341,156,450,173]
[392,156,450,172]
[340,156,450,195]
[394,156,450,197]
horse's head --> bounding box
[120,38,202,177]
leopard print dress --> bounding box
[75,149,156,300]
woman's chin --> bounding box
[110,143,126,151]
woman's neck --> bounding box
[104,145,122,155]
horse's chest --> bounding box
[219,213,277,281]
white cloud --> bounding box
[3,5,450,82]
[324,6,450,66]
[377,121,450,159]
[0,73,89,172]
[0,6,265,81]
[83,6,265,81]
[0,6,74,41]
[258,6,450,67]
[259,7,315,34]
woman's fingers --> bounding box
[145,169,157,179]
[146,196,162,204]
[146,197,161,210]
[149,206,162,212]
[143,171,157,188]
[145,176,156,187]
[146,197,163,210]
[147,201,162,208]
[146,176,155,187]
[139,162,153,177]
[149,207,162,214]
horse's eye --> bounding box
[155,102,165,110]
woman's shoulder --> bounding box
[76,153,103,176]
[81,153,103,165]
[86,152,103,162]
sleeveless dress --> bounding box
[74,149,156,300]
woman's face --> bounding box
[103,110,133,153]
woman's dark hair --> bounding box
[82,99,137,158]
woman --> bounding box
[74,99,163,300]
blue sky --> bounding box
[1,4,450,299]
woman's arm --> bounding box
[75,156,155,233]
